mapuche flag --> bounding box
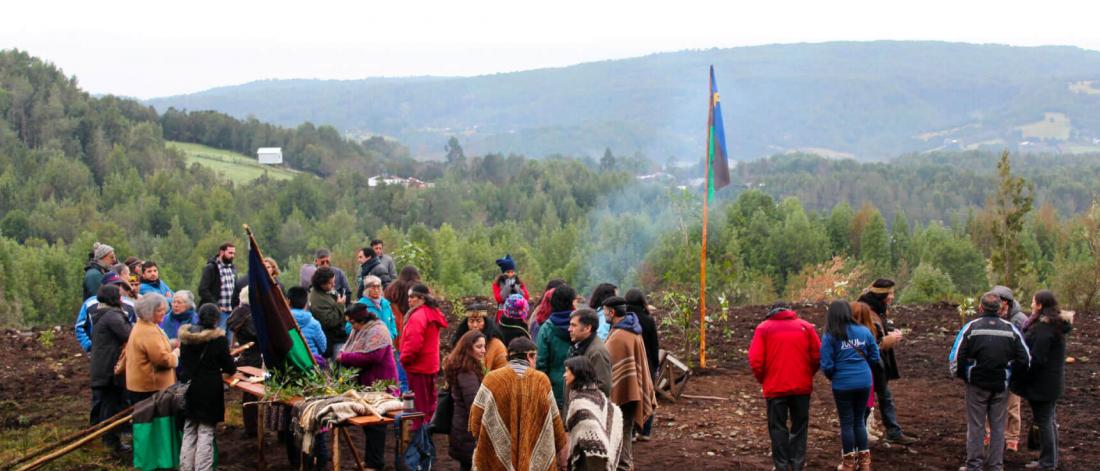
[707,65,731,199]
[246,227,315,373]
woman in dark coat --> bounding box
[88,284,132,453]
[625,288,659,440]
[1014,290,1072,471]
[178,303,237,471]
[443,330,487,471]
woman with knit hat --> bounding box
[856,278,919,445]
[499,294,531,348]
[451,302,509,370]
[492,255,529,321]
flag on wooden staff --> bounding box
[245,225,316,373]
[700,66,730,368]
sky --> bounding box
[3,0,1098,99]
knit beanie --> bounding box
[93,242,114,261]
[495,254,516,273]
[503,294,529,321]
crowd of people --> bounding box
[750,279,1073,471]
[76,241,664,471]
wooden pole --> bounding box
[339,427,367,471]
[15,413,133,471]
[2,405,134,469]
[700,188,708,369]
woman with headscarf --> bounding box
[178,304,237,471]
[451,302,508,370]
[444,330,488,471]
[624,288,659,441]
[336,303,398,470]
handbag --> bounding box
[428,386,453,435]
[114,343,128,376]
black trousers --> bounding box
[92,385,128,447]
[1029,399,1059,469]
[766,394,811,470]
[363,424,387,469]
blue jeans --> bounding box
[873,373,903,438]
[395,351,410,393]
[833,389,870,453]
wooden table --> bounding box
[226,366,423,471]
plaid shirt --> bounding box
[217,259,236,312]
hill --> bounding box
[167,141,300,182]
[147,41,1100,161]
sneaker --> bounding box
[884,433,919,445]
[638,434,652,442]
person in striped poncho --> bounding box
[565,356,624,471]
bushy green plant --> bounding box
[899,263,956,304]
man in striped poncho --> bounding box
[602,296,657,471]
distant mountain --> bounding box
[147,41,1100,161]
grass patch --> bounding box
[167,141,300,183]
[0,397,130,470]
[1016,112,1071,141]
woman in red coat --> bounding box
[399,283,448,429]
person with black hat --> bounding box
[949,292,1030,471]
[856,278,919,445]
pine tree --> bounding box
[989,151,1034,288]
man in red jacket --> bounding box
[748,303,821,471]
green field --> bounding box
[167,141,300,183]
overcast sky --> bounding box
[3,0,1098,99]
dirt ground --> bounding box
[0,302,1096,470]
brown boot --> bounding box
[836,452,857,471]
[856,450,872,471]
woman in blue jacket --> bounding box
[820,300,881,470]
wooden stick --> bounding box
[230,342,255,356]
[2,405,134,469]
[15,413,133,471]
[331,428,340,471]
[339,427,367,471]
[680,394,728,401]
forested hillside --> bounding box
[148,41,1100,161]
[3,49,1100,330]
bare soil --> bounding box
[1,303,1096,470]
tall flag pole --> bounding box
[701,66,731,368]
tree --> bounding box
[899,262,956,304]
[445,136,465,166]
[600,147,616,171]
[860,210,891,278]
[989,151,1034,288]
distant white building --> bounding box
[257,147,283,165]
[367,175,434,189]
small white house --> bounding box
[257,147,283,165]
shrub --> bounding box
[899,262,956,304]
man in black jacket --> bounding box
[949,292,1031,471]
[198,243,236,320]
